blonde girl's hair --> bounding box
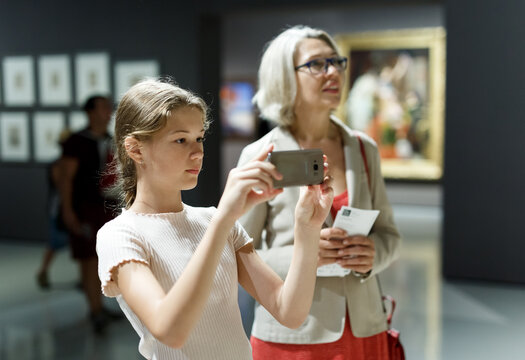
[253,25,341,127]
[112,77,209,209]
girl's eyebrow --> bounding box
[168,129,205,135]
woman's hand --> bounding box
[318,228,375,274]
[335,235,375,274]
[217,144,283,222]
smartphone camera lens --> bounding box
[313,164,319,171]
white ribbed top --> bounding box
[97,204,252,360]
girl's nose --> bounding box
[190,147,204,160]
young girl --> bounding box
[96,78,333,359]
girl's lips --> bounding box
[186,169,200,175]
[323,88,339,93]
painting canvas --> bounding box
[33,112,66,162]
[75,53,111,106]
[0,112,30,162]
[335,28,446,180]
[2,56,35,106]
[69,111,88,132]
[38,55,72,106]
[220,81,256,138]
[114,60,160,100]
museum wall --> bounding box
[0,1,212,240]
[0,1,443,242]
[443,0,525,284]
[6,0,525,287]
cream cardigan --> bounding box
[238,117,401,343]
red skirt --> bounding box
[251,312,390,360]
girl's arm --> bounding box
[114,145,283,348]
[236,177,334,328]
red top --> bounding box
[250,190,390,359]
[330,189,349,219]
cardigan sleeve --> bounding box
[361,138,402,278]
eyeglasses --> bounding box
[294,56,348,74]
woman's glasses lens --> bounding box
[309,57,348,74]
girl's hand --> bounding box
[294,159,334,230]
[217,144,283,221]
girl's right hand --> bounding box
[217,144,283,221]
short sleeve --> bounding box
[96,218,149,297]
[230,220,253,251]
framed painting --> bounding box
[38,54,72,106]
[220,80,256,138]
[75,52,111,106]
[69,111,88,132]
[2,56,35,107]
[114,60,160,100]
[0,112,30,162]
[335,27,446,180]
[33,112,66,162]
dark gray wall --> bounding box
[0,0,442,242]
[443,0,525,283]
[0,1,219,241]
[222,3,444,79]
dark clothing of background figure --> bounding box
[62,128,115,259]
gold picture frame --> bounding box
[335,27,446,180]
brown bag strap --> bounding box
[356,134,371,191]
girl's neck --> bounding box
[131,186,183,214]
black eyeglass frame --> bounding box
[294,56,348,74]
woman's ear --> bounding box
[124,136,143,165]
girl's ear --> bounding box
[124,136,143,164]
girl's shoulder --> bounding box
[97,210,140,238]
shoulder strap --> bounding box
[356,134,371,191]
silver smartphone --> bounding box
[267,149,324,188]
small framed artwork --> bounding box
[0,112,30,162]
[38,55,72,106]
[335,28,446,180]
[75,52,111,106]
[2,56,36,107]
[69,111,88,132]
[33,112,66,162]
[114,60,160,100]
[219,81,256,138]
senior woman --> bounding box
[237,25,401,359]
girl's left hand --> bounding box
[294,159,334,229]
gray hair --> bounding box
[253,25,341,127]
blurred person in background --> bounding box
[237,25,401,359]
[60,95,120,334]
[36,129,71,289]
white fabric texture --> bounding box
[97,205,252,360]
